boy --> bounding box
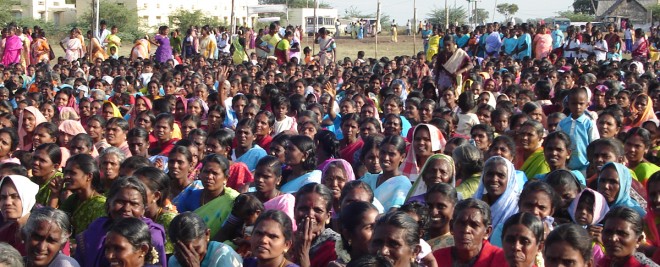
[557,87,599,174]
[271,95,297,135]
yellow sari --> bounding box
[520,147,550,179]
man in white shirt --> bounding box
[98,20,110,48]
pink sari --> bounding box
[2,35,22,66]
[534,33,553,59]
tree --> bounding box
[573,0,596,15]
[344,5,370,19]
[496,3,519,22]
[258,0,331,9]
[650,4,660,22]
[427,6,468,27]
[169,9,222,33]
[556,10,595,22]
[0,0,20,27]
[470,8,489,25]
[79,1,144,40]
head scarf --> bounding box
[176,95,188,114]
[482,91,497,109]
[129,96,153,128]
[631,94,658,128]
[59,120,87,136]
[474,156,522,228]
[100,101,122,118]
[321,159,356,184]
[187,97,209,119]
[598,162,646,216]
[568,188,609,226]
[59,107,80,121]
[0,175,39,217]
[18,107,47,151]
[407,154,456,200]
[400,124,447,182]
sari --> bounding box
[597,252,659,267]
[474,157,521,246]
[154,34,172,63]
[157,210,178,254]
[519,147,550,180]
[533,33,553,59]
[129,96,152,127]
[59,194,106,236]
[263,193,296,230]
[280,170,322,193]
[194,187,240,237]
[628,94,658,129]
[400,124,447,183]
[426,34,441,62]
[199,35,217,59]
[599,162,646,216]
[407,154,455,201]
[433,240,506,267]
[256,135,273,153]
[2,34,22,66]
[0,175,38,256]
[427,232,454,251]
[302,228,339,267]
[632,37,650,61]
[18,106,47,151]
[361,173,412,211]
[634,162,660,186]
[100,101,122,118]
[63,36,83,62]
[232,36,248,64]
[338,138,363,166]
[228,162,253,191]
[34,171,63,206]
[90,37,108,62]
[437,48,470,90]
[169,241,242,267]
[30,37,50,63]
[233,145,267,171]
[172,180,203,211]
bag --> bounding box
[48,44,55,60]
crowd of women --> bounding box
[3,17,660,267]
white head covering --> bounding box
[0,175,39,217]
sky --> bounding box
[324,0,577,23]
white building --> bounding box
[11,0,77,27]
[287,8,338,35]
[74,0,259,31]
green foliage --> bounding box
[168,9,223,32]
[0,0,21,27]
[343,5,369,19]
[78,1,145,41]
[496,3,519,21]
[258,0,331,9]
[470,8,489,25]
[556,10,595,22]
[650,4,660,22]
[427,6,467,27]
[573,0,596,15]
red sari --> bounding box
[256,135,273,153]
[433,241,507,267]
[228,162,253,191]
[339,139,363,166]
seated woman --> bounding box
[470,124,495,153]
[424,183,458,251]
[233,118,267,171]
[149,114,181,156]
[536,131,586,185]
[624,93,658,132]
[104,217,159,267]
[168,212,242,267]
[369,211,426,267]
[407,154,455,202]
[0,175,39,255]
[599,206,658,267]
[543,224,595,267]
[516,120,550,179]
[75,177,167,266]
[568,188,609,263]
[134,166,179,255]
[501,212,544,267]
[487,135,528,192]
[292,183,339,267]
[597,162,646,216]
[59,154,107,236]
[243,210,299,267]
[205,129,253,191]
[644,172,660,262]
[400,124,446,183]
[360,135,411,211]
[337,113,363,166]
[433,198,506,267]
[31,143,63,208]
[623,127,660,185]
[0,128,20,164]
[18,106,47,151]
[322,159,355,218]
[355,135,383,180]
[254,111,275,153]
[280,135,322,193]
[329,201,379,266]
[22,207,78,266]
[169,146,204,210]
[452,144,484,199]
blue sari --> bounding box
[361,173,412,211]
[233,145,267,171]
[280,170,322,193]
[169,241,242,267]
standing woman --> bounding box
[599,206,657,266]
[623,127,660,185]
[0,175,39,255]
[433,35,473,90]
[400,124,446,183]
[59,154,106,236]
[30,29,50,64]
[31,143,62,208]
[361,135,411,211]
[243,210,298,267]
[292,183,339,267]
[18,106,47,151]
[280,135,322,193]
[150,26,172,64]
[501,212,545,267]
[199,25,217,60]
[2,25,22,66]
[338,114,363,166]
[87,30,107,62]
[631,28,650,61]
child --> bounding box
[568,188,608,264]
[399,201,436,267]
[578,33,593,59]
[455,91,480,136]
[557,87,600,174]
[228,194,264,257]
[139,62,154,87]
[108,46,118,60]
[271,95,297,135]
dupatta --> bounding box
[400,124,447,182]
[630,94,658,128]
[18,107,47,151]
[568,188,609,225]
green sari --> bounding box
[194,187,240,238]
[34,171,63,206]
[60,194,106,235]
[634,162,660,185]
[157,211,178,254]
[520,148,550,180]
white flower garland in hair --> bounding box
[334,238,351,264]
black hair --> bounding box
[106,117,129,132]
[544,224,593,262]
[35,122,59,140]
[208,129,235,151]
[347,255,394,267]
[66,154,102,192]
[544,130,572,150]
[120,156,152,174]
[339,201,378,250]
[314,130,339,159]
[107,217,154,263]
[603,206,643,236]
[503,212,545,245]
[0,163,27,176]
[457,91,476,112]
[471,124,495,142]
[587,138,625,160]
[169,145,194,165]
[255,155,283,177]
[399,201,430,238]
[296,183,334,212]
[545,169,583,193]
[106,176,148,213]
[169,212,209,243]
[254,209,294,241]
[339,180,375,205]
[624,127,652,148]
[133,167,169,207]
[359,135,385,161]
[453,198,492,226]
[426,182,458,204]
[236,118,257,135]
[380,135,407,154]
[232,193,265,219]
[154,113,175,128]
[201,154,231,178]
[256,110,276,127]
[0,128,19,151]
[519,180,561,215]
[288,135,317,171]
[374,211,420,249]
[127,127,150,142]
[34,143,61,168]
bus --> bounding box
[305,16,336,35]
[546,18,571,31]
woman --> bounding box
[62,29,83,62]
[433,35,473,90]
[453,144,484,199]
[87,30,108,62]
[30,30,50,64]
[134,167,178,255]
[632,28,650,61]
[251,156,296,222]
[150,114,180,157]
[0,128,20,164]
[401,124,446,183]
[130,96,153,128]
[407,154,455,202]
[0,175,39,255]
[205,129,253,191]
[598,162,646,216]
[280,135,322,193]
[98,147,127,192]
[31,143,62,208]
[86,115,110,152]
[536,131,586,185]
[544,224,595,267]
[626,94,658,131]
[599,206,657,266]
[321,158,355,218]
[22,207,79,267]
[104,217,159,267]
[199,26,217,60]
[18,106,47,151]
[234,118,268,171]
[2,26,22,66]
[243,210,299,267]
[330,201,379,266]
[338,114,363,166]
[169,146,203,210]
[176,154,239,237]
[624,128,660,185]
[501,212,545,267]
[361,135,412,211]
[516,120,550,179]
[168,212,242,267]
[255,111,274,153]
[533,24,553,60]
[151,26,173,64]
[75,177,167,266]
[59,154,106,236]
[291,183,339,267]
[597,110,622,139]
[368,211,424,267]
[433,198,506,266]
[424,183,458,251]
[474,156,522,247]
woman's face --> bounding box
[477,109,492,126]
[413,127,434,158]
[426,192,455,232]
[58,132,74,148]
[360,105,376,119]
[519,190,555,219]
[251,219,292,262]
[624,134,647,163]
[284,143,306,167]
[502,224,542,267]
[154,120,173,142]
[22,111,37,133]
[86,120,104,140]
[597,114,620,138]
[0,132,12,159]
[168,152,192,182]
[544,240,590,267]
[255,113,272,137]
[471,129,491,151]
[544,138,571,170]
[634,96,648,114]
[104,232,146,267]
[323,165,347,201]
[175,101,186,117]
[207,111,222,130]
[369,224,418,267]
[102,105,115,121]
[422,158,452,186]
[347,209,378,256]
[483,161,509,199]
[200,161,227,193]
[135,98,148,113]
[188,101,203,117]
[55,93,69,108]
[383,100,400,115]
[136,115,152,131]
[598,166,620,204]
[341,120,359,141]
[488,140,514,162]
[63,162,91,192]
[363,148,382,174]
[32,149,57,178]
[518,125,540,151]
[109,187,145,219]
[33,126,56,148]
[452,208,491,256]
[253,164,280,195]
[26,220,65,267]
[174,233,209,264]
[380,144,405,173]
[40,105,54,121]
[602,218,642,260]
[269,143,286,163]
[181,120,197,139]
[295,192,330,237]
[359,122,379,140]
[527,107,544,123]
[100,154,122,183]
[485,81,496,92]
[0,181,22,220]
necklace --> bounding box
[278,257,287,267]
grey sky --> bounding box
[324,0,576,23]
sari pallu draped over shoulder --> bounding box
[474,157,521,236]
[407,154,456,201]
[628,94,658,130]
[599,162,646,216]
[400,124,447,183]
[2,35,22,66]
[18,107,47,151]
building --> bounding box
[287,8,338,35]
[596,0,656,25]
[10,0,77,27]
[74,0,259,31]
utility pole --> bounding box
[444,0,448,29]
[91,0,99,62]
[492,0,497,22]
[413,0,417,54]
[313,0,318,54]
[230,0,236,35]
[375,0,380,58]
